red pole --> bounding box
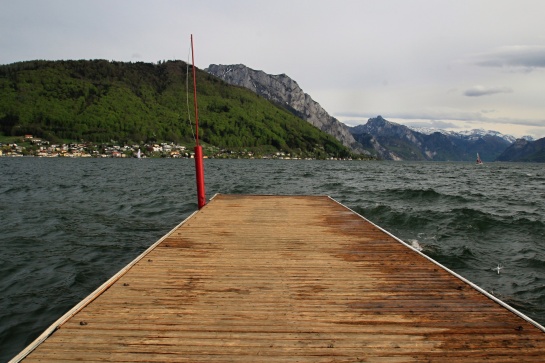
[191,34,206,209]
[194,144,206,209]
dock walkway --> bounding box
[14,194,545,362]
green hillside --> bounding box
[0,60,352,158]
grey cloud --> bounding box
[421,120,458,128]
[401,120,460,129]
[335,111,483,122]
[464,86,513,97]
[475,46,545,70]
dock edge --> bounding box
[8,209,201,363]
[328,195,545,333]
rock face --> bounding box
[205,64,366,154]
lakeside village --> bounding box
[0,135,357,160]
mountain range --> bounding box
[206,64,544,162]
[1,60,542,162]
[349,116,514,162]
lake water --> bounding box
[1,158,544,361]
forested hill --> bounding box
[0,60,352,158]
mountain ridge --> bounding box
[408,127,529,144]
[496,137,545,162]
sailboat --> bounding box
[476,153,483,165]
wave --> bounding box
[384,187,443,199]
[379,187,475,206]
[513,255,545,269]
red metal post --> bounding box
[194,145,206,209]
[191,34,206,209]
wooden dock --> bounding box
[13,194,545,362]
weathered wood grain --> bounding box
[19,194,545,362]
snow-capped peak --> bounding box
[408,126,522,143]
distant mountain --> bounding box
[496,137,545,162]
[205,64,368,154]
[410,127,522,144]
[350,116,427,160]
[206,64,525,161]
[350,116,512,161]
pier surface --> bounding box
[16,194,545,362]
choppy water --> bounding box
[1,158,544,361]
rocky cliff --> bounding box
[205,64,366,154]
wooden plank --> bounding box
[14,194,545,362]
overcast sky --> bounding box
[2,0,545,138]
